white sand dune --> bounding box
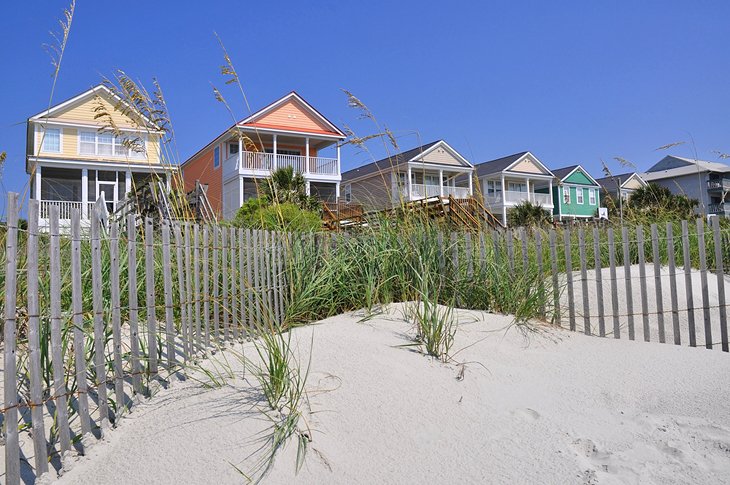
[53,304,730,485]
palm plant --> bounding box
[259,166,319,211]
[507,200,552,227]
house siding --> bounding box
[419,147,463,166]
[347,172,393,210]
[248,99,337,134]
[35,126,161,164]
[554,185,600,218]
[649,173,710,213]
[183,144,223,216]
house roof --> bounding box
[642,155,730,181]
[342,140,466,181]
[551,164,600,186]
[473,152,529,177]
[594,172,644,192]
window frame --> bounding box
[214,146,220,169]
[588,188,596,205]
[41,127,62,153]
[344,183,352,203]
[576,186,584,204]
[76,130,146,158]
[563,186,571,204]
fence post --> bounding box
[3,192,20,485]
[666,222,681,345]
[681,220,697,347]
[549,229,560,326]
[25,199,49,473]
[162,221,176,368]
[536,230,545,319]
[696,218,712,349]
[246,228,254,328]
[636,226,650,342]
[221,226,230,340]
[109,222,125,419]
[49,205,72,454]
[230,227,239,338]
[239,228,247,332]
[564,228,576,331]
[174,223,189,360]
[592,227,605,337]
[212,225,220,341]
[145,216,158,376]
[91,207,111,426]
[184,223,195,351]
[203,226,211,347]
[578,228,590,335]
[71,209,93,438]
[127,214,143,394]
[194,224,203,347]
[712,216,729,352]
[608,228,620,338]
[650,224,666,343]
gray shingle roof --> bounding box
[473,152,528,177]
[551,165,579,181]
[594,172,638,192]
[341,141,441,181]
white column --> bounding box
[34,165,42,201]
[239,176,244,207]
[238,136,243,171]
[272,134,278,171]
[549,182,554,220]
[305,180,311,196]
[125,170,132,196]
[166,172,171,191]
[439,169,444,197]
[336,142,341,175]
[305,137,310,175]
[526,178,531,202]
[335,182,341,200]
[82,168,89,218]
[407,166,413,199]
[501,173,507,225]
[468,170,473,197]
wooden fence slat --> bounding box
[3,192,20,485]
[507,229,514,272]
[271,231,281,325]
[651,224,666,343]
[622,226,635,340]
[437,231,445,274]
[174,223,189,361]
[109,222,125,418]
[161,221,176,368]
[221,226,230,340]
[564,228,576,331]
[72,209,93,437]
[193,224,202,348]
[465,232,474,279]
[264,230,273,321]
[666,222,681,345]
[203,226,211,347]
[239,228,247,332]
[549,229,560,326]
[608,228,620,339]
[26,200,49,474]
[145,216,158,376]
[184,223,195,352]
[520,227,528,280]
[696,218,712,349]
[593,227,606,337]
[49,206,72,454]
[212,225,220,341]
[536,230,545,319]
[91,207,110,425]
[578,228,590,335]
[712,217,729,352]
[636,226,650,342]
[479,231,487,267]
[127,214,143,393]
[230,227,239,338]
[246,228,254,328]
[682,220,697,347]
[253,230,262,325]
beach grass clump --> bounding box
[405,276,457,361]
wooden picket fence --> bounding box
[1,193,288,484]
[2,189,730,483]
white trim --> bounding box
[33,118,164,134]
[503,152,555,177]
[40,126,62,154]
[619,172,648,189]
[30,157,173,173]
[34,166,42,200]
[588,188,596,205]
[29,84,157,128]
[407,140,473,168]
[237,92,346,137]
[556,164,601,186]
[563,186,571,204]
[235,125,343,140]
[576,187,585,204]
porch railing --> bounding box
[227,151,339,176]
[483,191,554,207]
[409,184,471,199]
[39,200,96,219]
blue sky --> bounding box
[2,0,729,213]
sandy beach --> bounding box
[52,303,730,485]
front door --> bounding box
[97,181,117,214]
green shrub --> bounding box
[234,200,321,232]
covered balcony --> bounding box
[481,176,554,209]
[391,169,473,203]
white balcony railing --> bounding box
[483,191,554,207]
[408,184,471,200]
[532,192,552,206]
[225,151,339,176]
[39,200,96,219]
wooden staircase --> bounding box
[447,195,503,229]
[323,201,366,230]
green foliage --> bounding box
[234,201,321,232]
[260,166,320,211]
[507,200,552,227]
[625,183,698,221]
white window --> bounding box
[345,184,352,203]
[42,128,61,152]
[229,142,239,156]
[424,174,440,186]
[80,131,96,154]
[589,188,596,205]
[214,147,220,168]
[563,186,570,204]
[97,132,113,155]
[576,187,584,204]
[508,182,526,192]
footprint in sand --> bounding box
[512,408,541,421]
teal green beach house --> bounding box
[550,165,601,221]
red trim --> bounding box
[242,122,340,136]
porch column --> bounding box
[468,170,473,197]
[526,178,531,203]
[501,173,507,225]
[336,143,341,175]
[125,170,132,197]
[549,183,554,220]
[34,165,41,201]
[407,166,413,199]
[272,134,278,171]
[305,180,311,196]
[335,182,341,200]
[238,136,243,171]
[239,176,244,207]
[305,137,310,175]
[82,169,89,218]
[439,169,444,197]
[166,172,171,191]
